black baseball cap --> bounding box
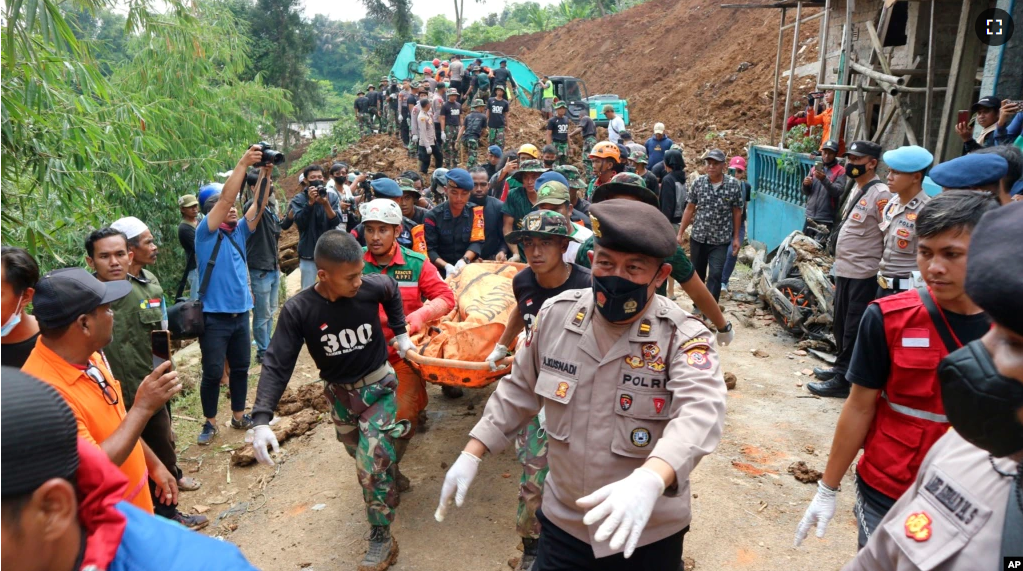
[843,140,882,159]
[33,268,132,329]
[703,148,727,162]
[971,96,1002,112]
[821,140,840,152]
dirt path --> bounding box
[174,269,860,570]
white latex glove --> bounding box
[412,135,419,145]
[577,467,666,558]
[454,258,468,273]
[435,451,482,522]
[444,264,461,280]
[425,145,433,154]
[485,343,509,371]
[717,323,734,347]
[794,481,838,547]
[441,131,447,142]
[393,333,415,359]
[246,425,280,467]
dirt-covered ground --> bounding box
[171,263,860,571]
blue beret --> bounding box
[488,145,503,157]
[929,154,1008,189]
[883,145,933,173]
[370,178,402,198]
[445,168,473,191]
[536,171,569,188]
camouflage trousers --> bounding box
[463,138,480,168]
[407,133,417,158]
[358,112,374,137]
[514,413,549,539]
[471,88,490,103]
[554,141,569,166]
[488,127,505,149]
[382,107,395,135]
[443,125,460,168]
[323,373,410,527]
[367,109,380,133]
[582,136,597,179]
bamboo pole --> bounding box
[849,60,907,87]
[817,0,832,85]
[770,7,787,147]
[923,0,936,149]
[779,1,803,150]
[864,25,919,146]
[818,83,891,94]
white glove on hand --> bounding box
[577,467,666,558]
[485,343,509,371]
[393,333,415,359]
[444,264,461,280]
[435,451,482,522]
[425,145,433,154]
[441,131,447,142]
[246,425,280,466]
[717,323,734,347]
[454,258,467,273]
[412,135,419,144]
[794,481,838,547]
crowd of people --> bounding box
[3,73,1023,571]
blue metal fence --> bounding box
[747,145,816,252]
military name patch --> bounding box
[631,427,651,447]
[541,356,580,378]
[392,269,414,282]
[923,474,980,525]
[621,374,665,389]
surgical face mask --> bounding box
[938,340,1023,457]
[592,275,651,323]
[1,295,24,337]
[543,159,555,167]
[846,162,870,179]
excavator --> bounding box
[390,42,629,127]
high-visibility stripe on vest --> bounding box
[856,289,954,500]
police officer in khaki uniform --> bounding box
[843,202,1023,570]
[809,140,892,398]
[435,199,727,569]
[876,146,933,298]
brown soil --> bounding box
[788,460,824,484]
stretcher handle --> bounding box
[404,348,513,370]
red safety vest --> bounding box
[856,289,954,500]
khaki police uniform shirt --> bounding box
[878,189,930,278]
[835,176,892,279]
[843,430,1016,571]
[470,290,727,558]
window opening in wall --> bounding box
[883,1,909,47]
[869,102,882,139]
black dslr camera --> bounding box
[254,142,285,167]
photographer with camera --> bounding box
[290,165,344,290]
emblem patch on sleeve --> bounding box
[630,427,651,447]
[619,393,633,411]
[904,512,932,542]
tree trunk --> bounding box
[595,0,606,16]
[454,0,463,44]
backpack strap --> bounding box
[915,286,959,353]
[196,233,225,301]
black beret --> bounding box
[965,202,1023,335]
[589,199,677,259]
[1,368,80,497]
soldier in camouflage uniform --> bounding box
[487,85,510,150]
[458,99,488,169]
[440,88,462,169]
[354,90,373,137]
[249,230,416,571]
[570,112,599,179]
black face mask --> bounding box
[333,176,346,185]
[543,159,555,167]
[846,163,869,178]
[938,339,1023,458]
[592,275,653,323]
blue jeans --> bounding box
[721,222,747,288]
[249,269,280,356]
[199,312,250,419]
[300,258,317,290]
[187,268,200,301]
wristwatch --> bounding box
[461,255,472,264]
[717,321,733,333]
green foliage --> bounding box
[425,14,457,46]
[776,152,803,175]
[784,124,823,154]
[287,119,361,175]
[2,0,290,287]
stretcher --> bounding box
[404,261,523,388]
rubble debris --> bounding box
[724,372,738,390]
[683,557,697,571]
[787,461,823,484]
[752,349,770,358]
[754,231,837,350]
[276,383,331,416]
[232,409,324,466]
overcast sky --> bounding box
[301,0,560,26]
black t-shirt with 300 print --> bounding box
[251,273,407,425]
[441,101,462,127]
[488,98,510,129]
[513,264,592,332]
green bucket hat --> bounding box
[592,172,659,208]
[511,159,549,182]
[554,165,586,190]
[397,177,420,197]
[534,181,571,207]
[630,150,649,164]
[506,210,580,244]
[472,99,485,108]
[553,101,567,109]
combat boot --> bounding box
[358,526,398,571]
[516,537,538,571]
[390,463,411,493]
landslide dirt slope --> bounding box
[480,0,821,157]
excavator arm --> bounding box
[389,42,537,106]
